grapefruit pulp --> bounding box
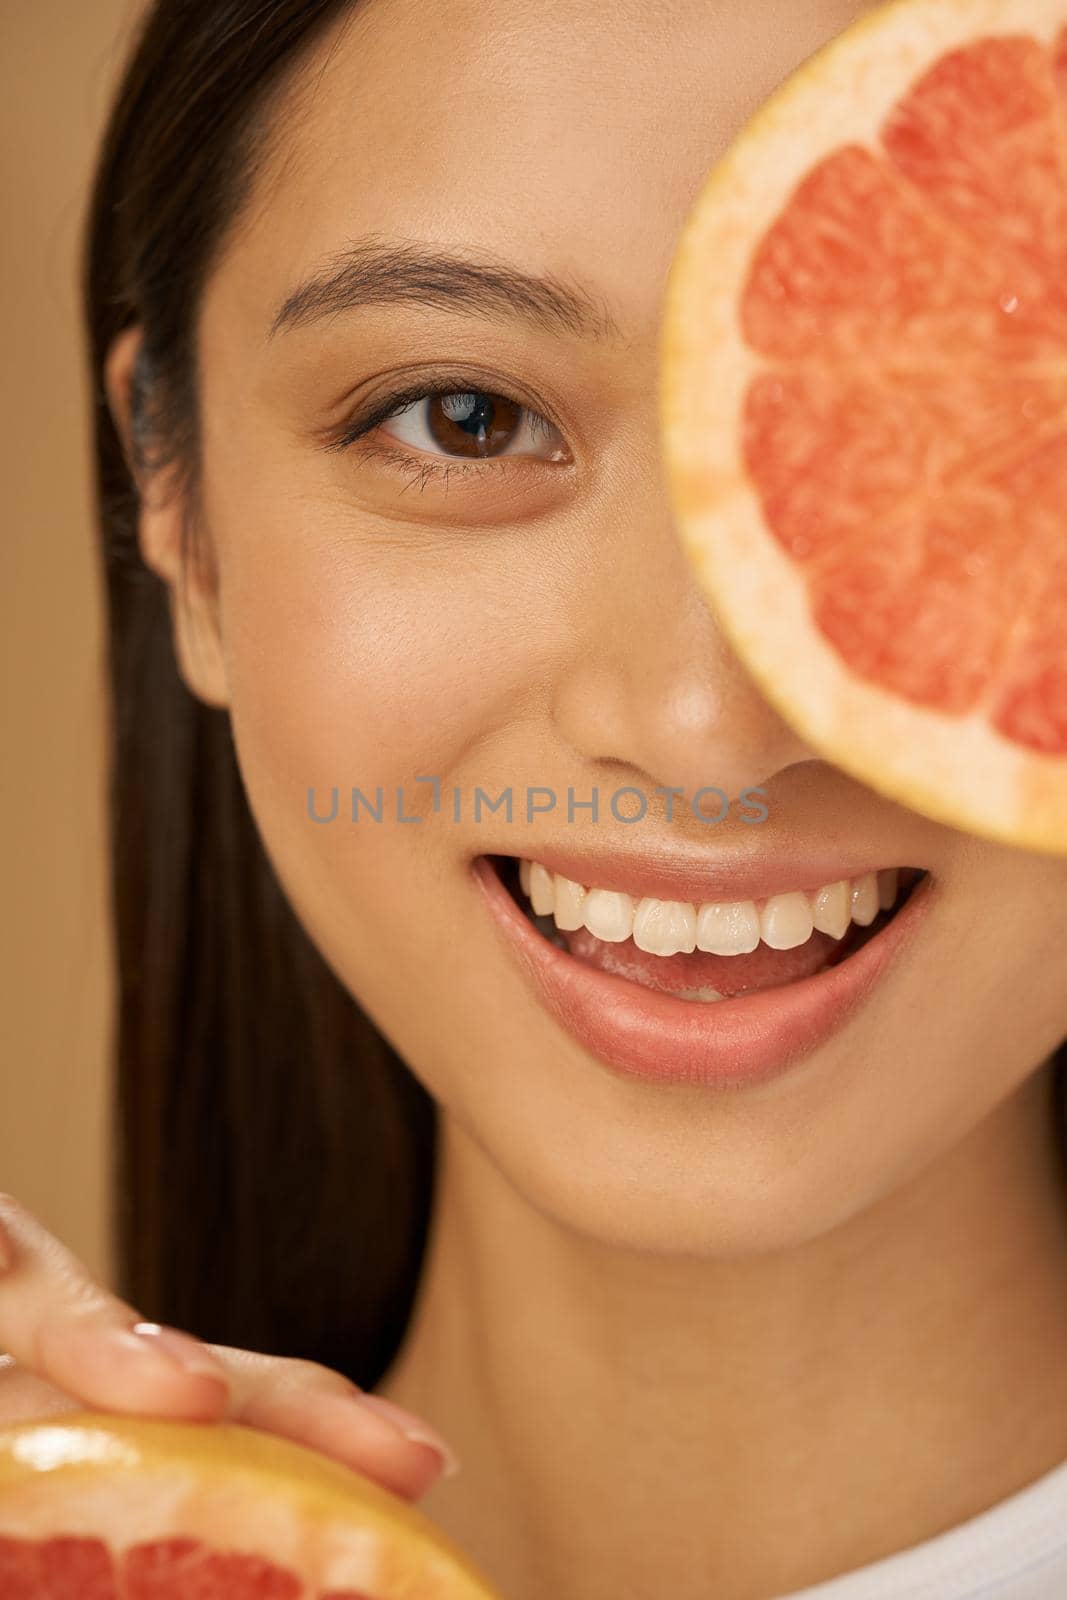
[662,0,1067,854]
[0,1411,500,1599]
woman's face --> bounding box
[173,0,1067,1254]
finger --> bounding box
[0,1342,460,1504]
[0,1197,229,1419]
[209,1346,460,1500]
[0,1201,460,1501]
[0,1358,91,1425]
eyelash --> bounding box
[326,377,563,489]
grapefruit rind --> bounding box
[0,1412,499,1599]
[661,0,1067,855]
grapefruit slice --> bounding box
[662,0,1067,854]
[0,1411,500,1599]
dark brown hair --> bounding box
[84,0,435,1391]
[84,1,1067,1391]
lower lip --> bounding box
[472,858,934,1089]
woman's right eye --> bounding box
[377,389,570,464]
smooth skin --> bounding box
[5,2,1067,1598]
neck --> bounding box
[377,1062,1067,1600]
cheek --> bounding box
[201,465,588,954]
[200,481,590,1115]
[894,857,1067,1130]
[990,869,1067,1036]
[217,501,536,798]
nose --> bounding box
[549,457,817,806]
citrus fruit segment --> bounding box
[662,0,1067,854]
[0,1412,500,1599]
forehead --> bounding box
[219,0,874,338]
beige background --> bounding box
[1,1,147,1287]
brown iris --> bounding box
[425,391,523,458]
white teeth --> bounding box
[632,898,697,956]
[811,880,851,941]
[850,871,880,927]
[674,986,727,1002]
[695,899,761,955]
[516,859,911,957]
[529,861,556,917]
[582,888,634,943]
[760,890,815,950]
[553,874,587,931]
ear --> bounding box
[104,325,230,710]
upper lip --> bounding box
[492,845,923,905]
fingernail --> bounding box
[358,1394,461,1478]
[0,1221,14,1273]
[125,1322,229,1383]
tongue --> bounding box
[561,924,850,998]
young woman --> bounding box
[3,2,1067,1595]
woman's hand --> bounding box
[0,1193,457,1500]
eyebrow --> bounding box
[268,236,625,343]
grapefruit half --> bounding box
[662,0,1067,854]
[0,1411,500,1599]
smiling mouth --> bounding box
[488,855,930,1002]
